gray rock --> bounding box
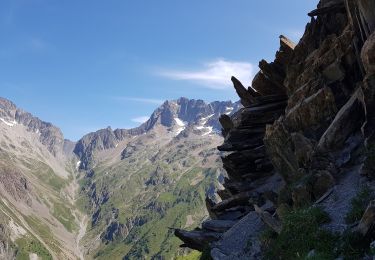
[211,212,264,260]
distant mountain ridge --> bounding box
[73,97,241,170]
[0,95,240,259]
[0,97,73,158]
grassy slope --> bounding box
[79,136,222,259]
[0,139,79,259]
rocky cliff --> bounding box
[176,1,375,259]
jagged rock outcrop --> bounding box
[0,97,70,157]
[74,98,240,170]
[175,34,290,256]
[0,164,32,207]
[176,1,375,258]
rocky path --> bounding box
[75,213,88,260]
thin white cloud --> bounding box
[113,97,164,105]
[131,116,149,124]
[30,37,47,51]
[157,59,254,89]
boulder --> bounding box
[317,87,366,151]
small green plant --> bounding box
[345,187,373,224]
[199,246,212,260]
[264,207,337,259]
[16,237,52,260]
[176,250,201,260]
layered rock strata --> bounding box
[176,0,375,258]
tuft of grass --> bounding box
[176,250,202,260]
[345,187,374,224]
[15,237,52,260]
[264,207,337,259]
[51,201,77,232]
[199,246,212,260]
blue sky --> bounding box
[0,0,317,141]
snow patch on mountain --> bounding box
[201,126,213,136]
[0,118,17,127]
[174,118,186,127]
[225,106,234,115]
[174,117,186,135]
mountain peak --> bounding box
[73,97,241,169]
[0,96,69,157]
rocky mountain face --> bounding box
[74,97,240,170]
[73,98,240,259]
[0,95,240,259]
[0,97,70,158]
[176,0,375,259]
[0,98,85,259]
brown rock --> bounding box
[174,229,222,251]
[355,200,375,236]
[322,60,346,82]
[252,71,286,96]
[264,120,301,183]
[231,76,256,107]
[361,32,375,75]
[211,191,255,212]
[202,220,236,233]
[219,114,233,137]
[292,184,312,208]
[317,87,366,151]
[254,204,282,234]
[284,87,337,132]
[312,171,335,199]
[291,132,314,168]
[358,0,375,33]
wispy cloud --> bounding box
[113,97,164,105]
[156,59,254,89]
[30,37,48,51]
[131,116,149,124]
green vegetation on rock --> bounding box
[263,207,337,259]
[15,237,52,260]
[345,187,374,224]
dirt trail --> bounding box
[69,164,88,260]
[74,212,88,260]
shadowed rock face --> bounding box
[175,0,375,258]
